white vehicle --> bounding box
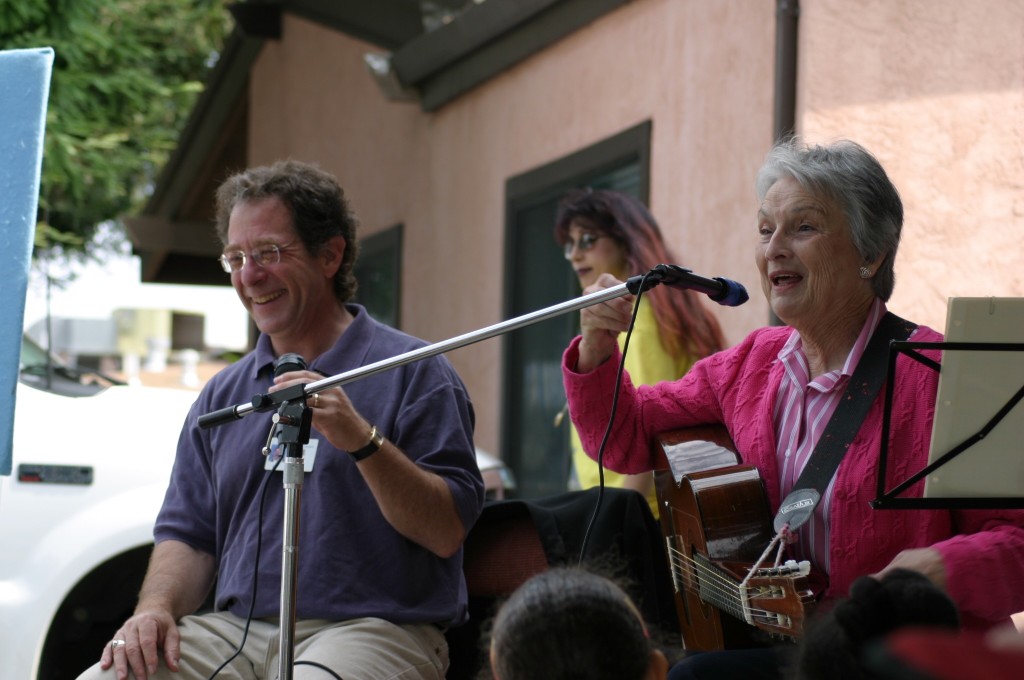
[0,337,199,679]
[0,336,513,679]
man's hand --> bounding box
[101,607,180,680]
[100,540,215,679]
[271,370,469,558]
[271,370,371,453]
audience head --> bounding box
[756,138,903,301]
[794,568,960,680]
[490,567,668,680]
[215,159,360,303]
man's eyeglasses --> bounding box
[219,242,294,273]
[563,232,604,258]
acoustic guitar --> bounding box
[653,425,816,651]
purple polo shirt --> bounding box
[155,305,483,626]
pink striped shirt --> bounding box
[774,299,893,573]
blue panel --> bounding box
[0,47,54,475]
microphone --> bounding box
[626,264,749,306]
[198,353,309,430]
[259,353,310,456]
[273,353,307,377]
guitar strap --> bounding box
[791,311,918,496]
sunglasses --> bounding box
[563,233,605,258]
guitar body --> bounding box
[654,426,814,651]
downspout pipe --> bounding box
[774,0,799,142]
[770,0,799,325]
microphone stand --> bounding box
[196,265,745,680]
[269,397,311,677]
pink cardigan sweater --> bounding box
[563,324,1024,629]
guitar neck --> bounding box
[693,552,748,621]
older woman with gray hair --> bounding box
[561,138,1024,679]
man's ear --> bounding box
[320,235,346,278]
[646,648,669,680]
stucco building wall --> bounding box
[245,0,1023,456]
[800,0,1024,331]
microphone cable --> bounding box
[206,417,279,679]
[203,356,345,678]
[576,269,652,565]
[207,422,346,680]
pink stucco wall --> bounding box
[246,0,1024,456]
[799,0,1024,332]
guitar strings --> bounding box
[664,549,750,614]
[666,545,782,600]
[664,545,790,620]
[664,546,741,594]
[665,549,782,621]
[663,553,790,622]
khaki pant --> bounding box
[77,613,449,679]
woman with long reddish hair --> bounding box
[554,188,726,514]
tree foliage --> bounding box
[1,0,231,263]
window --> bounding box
[501,122,651,498]
[353,224,403,329]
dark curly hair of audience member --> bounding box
[489,567,668,680]
[554,188,726,360]
[793,568,961,680]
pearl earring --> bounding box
[859,266,871,278]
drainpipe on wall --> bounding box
[770,0,799,325]
[774,0,799,142]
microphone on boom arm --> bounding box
[197,354,310,429]
[626,264,749,307]
[273,353,308,377]
[264,353,311,457]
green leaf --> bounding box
[4,0,233,260]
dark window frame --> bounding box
[500,121,652,497]
[353,223,403,330]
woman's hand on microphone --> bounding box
[576,273,634,373]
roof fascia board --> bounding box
[142,0,631,219]
[395,0,633,112]
[123,216,221,256]
[284,0,424,49]
[390,0,560,83]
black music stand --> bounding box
[872,340,1024,510]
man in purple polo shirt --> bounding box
[79,160,484,680]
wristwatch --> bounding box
[349,425,384,461]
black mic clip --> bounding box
[267,353,314,454]
[251,353,311,412]
[198,354,312,429]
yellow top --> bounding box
[569,296,696,517]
